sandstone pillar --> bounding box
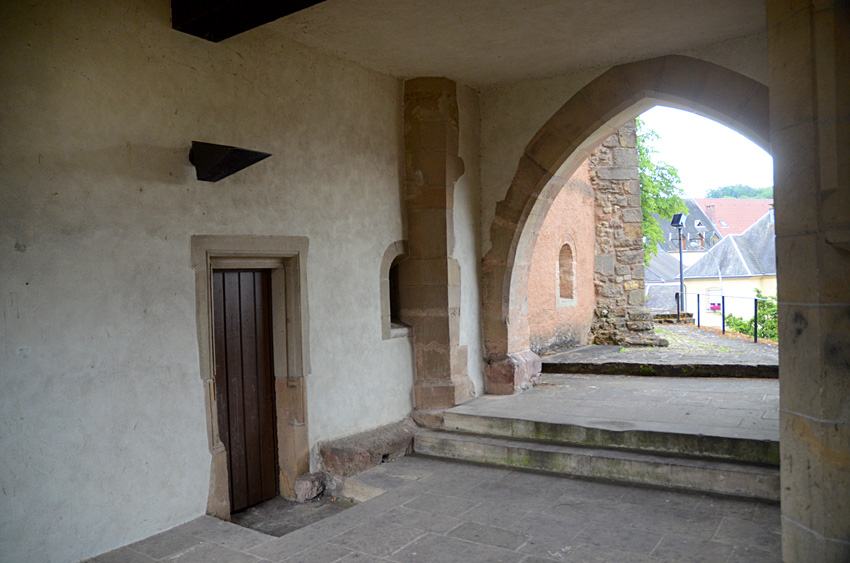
[400,78,475,409]
[767,1,850,560]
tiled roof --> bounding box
[646,251,681,283]
[694,198,773,237]
[684,212,776,279]
[654,199,721,253]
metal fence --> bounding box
[674,292,777,343]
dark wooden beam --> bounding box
[172,0,326,42]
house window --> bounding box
[707,287,722,313]
[557,242,577,308]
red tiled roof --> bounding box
[694,198,773,237]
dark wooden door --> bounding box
[212,269,277,512]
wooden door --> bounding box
[212,269,278,512]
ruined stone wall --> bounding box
[589,122,660,346]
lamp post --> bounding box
[695,221,723,305]
[671,213,686,321]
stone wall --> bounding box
[455,84,485,395]
[589,122,663,346]
[527,161,596,354]
[526,121,663,352]
[0,3,415,560]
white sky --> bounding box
[638,106,774,198]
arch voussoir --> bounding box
[658,54,713,103]
[616,56,667,98]
[729,84,770,149]
[696,66,760,120]
[580,74,642,128]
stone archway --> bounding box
[482,54,770,394]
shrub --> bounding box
[724,289,778,340]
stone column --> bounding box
[399,77,475,409]
[767,1,850,560]
[590,122,664,346]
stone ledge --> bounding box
[318,419,417,479]
[410,408,446,430]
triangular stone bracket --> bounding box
[189,141,271,182]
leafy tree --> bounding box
[724,289,778,340]
[637,117,687,263]
[706,184,773,199]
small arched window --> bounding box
[557,242,576,307]
[389,256,403,327]
[380,240,411,339]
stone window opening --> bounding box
[380,240,411,339]
[389,257,407,328]
[557,242,577,308]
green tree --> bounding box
[706,184,773,199]
[724,288,778,340]
[637,117,687,262]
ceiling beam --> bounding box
[172,0,326,42]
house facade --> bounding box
[683,211,777,327]
[1,2,847,562]
[655,198,722,259]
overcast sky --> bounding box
[638,106,774,199]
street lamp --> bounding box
[694,221,722,301]
[671,213,686,321]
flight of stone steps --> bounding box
[414,404,779,502]
[653,312,695,324]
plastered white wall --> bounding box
[454,85,484,394]
[0,1,412,561]
[478,33,768,256]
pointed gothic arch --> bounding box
[481,54,770,394]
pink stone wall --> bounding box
[527,160,596,354]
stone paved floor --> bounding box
[544,325,778,367]
[87,455,781,562]
[232,496,354,537]
[450,374,779,442]
[653,325,778,353]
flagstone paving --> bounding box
[542,324,779,379]
[86,455,781,562]
[450,373,780,442]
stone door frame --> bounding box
[191,235,311,518]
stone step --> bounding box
[653,313,695,325]
[414,430,779,501]
[540,360,778,379]
[443,411,779,466]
